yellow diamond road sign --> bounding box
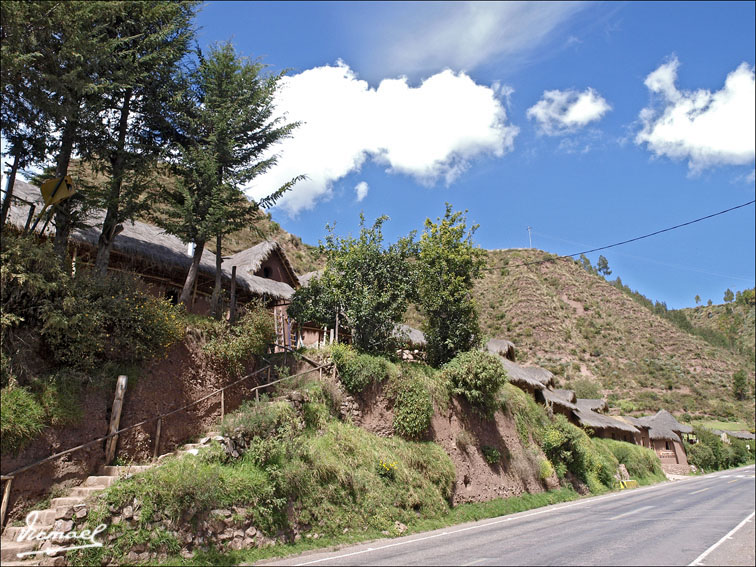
[40,175,75,206]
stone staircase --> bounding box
[1,433,221,566]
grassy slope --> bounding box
[678,300,755,360]
[471,249,754,425]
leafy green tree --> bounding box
[695,294,701,305]
[596,255,612,277]
[91,1,198,275]
[723,288,735,303]
[290,215,416,355]
[707,299,713,306]
[418,204,485,367]
[732,369,747,401]
[156,42,301,307]
[578,254,597,276]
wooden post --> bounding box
[267,366,271,383]
[152,418,162,462]
[255,388,259,402]
[1,476,12,528]
[229,266,237,324]
[104,375,128,464]
[220,389,225,421]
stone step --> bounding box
[82,475,116,488]
[3,524,52,540]
[1,540,39,563]
[49,497,83,509]
[101,465,152,476]
[68,486,103,499]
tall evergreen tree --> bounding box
[91,1,197,275]
[156,42,301,307]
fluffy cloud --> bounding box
[527,88,611,135]
[354,181,368,202]
[246,62,518,215]
[636,57,755,172]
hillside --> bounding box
[678,297,755,360]
[469,249,754,425]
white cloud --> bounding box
[246,62,518,215]
[636,57,755,172]
[354,181,368,202]
[527,88,611,135]
[370,2,588,78]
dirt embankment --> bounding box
[347,383,558,505]
[2,340,265,521]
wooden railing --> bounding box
[1,354,331,528]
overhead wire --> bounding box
[484,199,755,270]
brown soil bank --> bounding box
[347,384,558,505]
[1,339,265,521]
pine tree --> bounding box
[156,42,301,307]
[91,1,198,275]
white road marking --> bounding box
[690,488,710,495]
[688,511,755,566]
[609,505,655,520]
[293,465,755,566]
[461,559,489,566]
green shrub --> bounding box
[330,343,394,394]
[1,384,46,453]
[593,438,665,484]
[481,445,501,464]
[539,458,555,480]
[204,306,273,374]
[442,350,507,413]
[40,271,185,372]
[392,379,433,439]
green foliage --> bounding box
[685,427,755,472]
[302,215,416,355]
[500,383,551,447]
[481,445,501,464]
[391,378,433,439]
[330,344,394,394]
[541,415,616,490]
[538,458,555,480]
[723,288,734,303]
[596,255,611,277]
[377,459,397,480]
[732,370,748,401]
[41,271,184,372]
[572,378,601,399]
[418,204,486,366]
[0,384,46,453]
[442,350,507,413]
[203,306,273,375]
[592,438,665,484]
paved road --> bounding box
[264,465,755,566]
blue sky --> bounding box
[199,1,754,308]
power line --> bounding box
[489,199,755,269]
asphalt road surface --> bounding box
[264,465,755,566]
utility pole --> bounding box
[527,226,532,249]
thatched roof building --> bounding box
[633,410,693,442]
[576,398,609,413]
[540,388,578,411]
[499,358,554,392]
[573,408,639,436]
[485,338,516,361]
[392,324,427,348]
[6,179,297,302]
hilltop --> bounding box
[468,249,754,425]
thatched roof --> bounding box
[6,180,295,300]
[485,338,516,361]
[541,388,578,410]
[576,398,609,413]
[574,408,639,434]
[298,270,322,286]
[223,241,298,287]
[392,324,426,347]
[726,430,755,440]
[499,358,554,391]
[633,410,690,442]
